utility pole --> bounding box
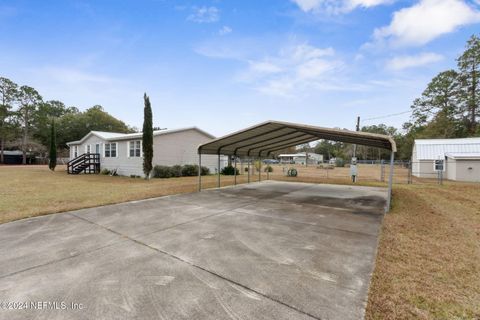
[351,116,360,183]
[353,116,360,157]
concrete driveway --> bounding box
[0,181,386,320]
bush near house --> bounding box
[153,165,173,178]
[153,164,210,179]
[171,165,183,177]
[181,164,198,176]
[264,165,273,173]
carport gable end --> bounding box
[196,120,396,213]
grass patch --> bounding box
[366,182,480,320]
[0,165,257,224]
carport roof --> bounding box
[198,120,396,157]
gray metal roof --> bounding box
[414,137,480,160]
[67,127,216,145]
[198,120,396,157]
[445,152,480,160]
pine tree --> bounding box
[48,118,57,171]
[142,93,153,179]
[457,34,480,135]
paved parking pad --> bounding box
[0,181,386,320]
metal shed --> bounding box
[411,138,480,178]
[197,120,397,211]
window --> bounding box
[104,143,117,157]
[74,146,78,158]
[95,144,100,154]
[86,145,91,153]
[434,159,444,171]
[129,140,142,157]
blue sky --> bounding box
[1,0,479,136]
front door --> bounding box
[95,144,100,154]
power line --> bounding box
[362,110,411,122]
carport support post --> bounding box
[234,156,237,185]
[386,151,395,212]
[247,159,250,183]
[258,157,261,182]
[217,154,221,188]
[198,153,202,192]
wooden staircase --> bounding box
[67,153,101,174]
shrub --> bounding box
[254,160,262,172]
[153,165,173,178]
[201,166,210,176]
[171,165,183,177]
[101,168,111,175]
[335,158,345,167]
[244,167,249,172]
[264,165,273,173]
[221,165,239,175]
[181,164,198,177]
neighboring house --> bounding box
[1,150,36,164]
[412,138,480,182]
[278,152,324,165]
[67,127,227,176]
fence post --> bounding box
[408,161,412,184]
[438,170,443,185]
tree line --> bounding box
[0,79,134,164]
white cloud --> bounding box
[248,61,283,74]
[374,0,480,47]
[291,0,393,14]
[386,52,444,70]
[38,67,114,84]
[236,43,344,96]
[187,6,219,23]
[219,26,232,35]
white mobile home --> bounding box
[412,138,480,181]
[278,152,324,165]
[67,127,226,176]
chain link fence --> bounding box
[245,161,447,186]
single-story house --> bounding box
[412,137,480,182]
[278,152,324,165]
[67,127,227,176]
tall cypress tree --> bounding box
[142,93,153,179]
[48,118,57,171]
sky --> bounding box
[1,0,480,136]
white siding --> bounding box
[453,160,480,182]
[69,128,225,176]
[446,158,457,180]
[152,129,225,173]
[412,160,438,178]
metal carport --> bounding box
[197,120,397,211]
